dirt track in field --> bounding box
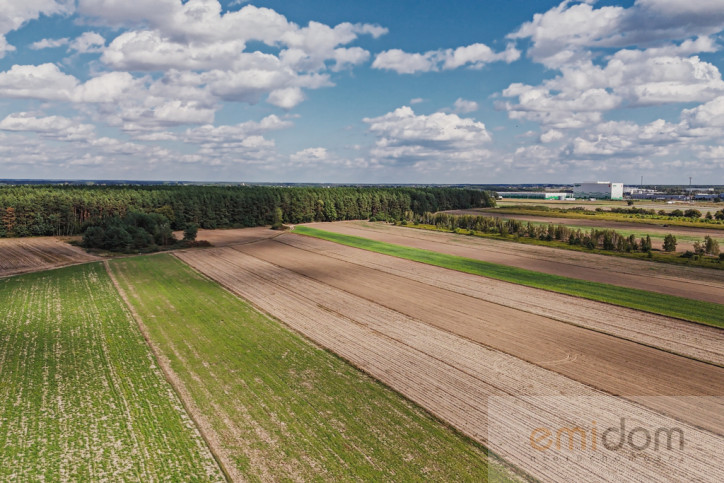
[176,245,724,482]
[0,237,100,278]
[304,221,724,304]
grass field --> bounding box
[109,254,509,481]
[0,264,223,481]
[295,226,724,329]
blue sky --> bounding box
[1,0,724,184]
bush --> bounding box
[684,209,702,218]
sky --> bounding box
[1,1,724,184]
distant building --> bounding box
[573,182,624,200]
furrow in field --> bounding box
[177,247,724,483]
[278,232,724,366]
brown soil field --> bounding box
[282,232,724,367]
[0,236,100,278]
[229,238,724,433]
[173,226,281,247]
[176,245,724,482]
[305,221,724,304]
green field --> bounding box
[110,254,509,481]
[0,264,224,481]
[295,226,724,329]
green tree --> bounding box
[183,223,199,242]
[272,206,284,230]
[663,234,677,252]
[705,236,720,256]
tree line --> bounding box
[410,212,721,257]
[0,185,495,238]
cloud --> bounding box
[0,64,79,100]
[94,2,384,110]
[183,114,292,144]
[363,106,492,166]
[0,0,74,57]
[510,0,724,68]
[453,98,479,114]
[372,43,519,74]
[69,31,105,53]
[0,112,95,141]
[499,41,724,128]
[30,37,69,50]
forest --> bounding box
[0,185,495,238]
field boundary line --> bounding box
[103,260,233,483]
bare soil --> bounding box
[177,245,724,482]
[281,232,724,367]
[173,227,280,247]
[0,236,100,278]
[304,221,724,304]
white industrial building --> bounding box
[573,182,624,200]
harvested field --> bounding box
[0,236,99,278]
[228,238,724,432]
[304,221,724,304]
[0,264,223,481]
[172,226,281,247]
[281,232,724,366]
[177,245,724,482]
[110,254,505,482]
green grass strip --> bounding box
[295,226,724,329]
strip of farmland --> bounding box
[0,264,223,481]
[109,254,506,482]
[0,237,99,278]
[176,246,724,482]
[278,233,724,367]
[303,221,724,304]
[294,225,724,328]
[229,238,724,434]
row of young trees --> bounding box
[410,212,721,256]
[0,185,495,238]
